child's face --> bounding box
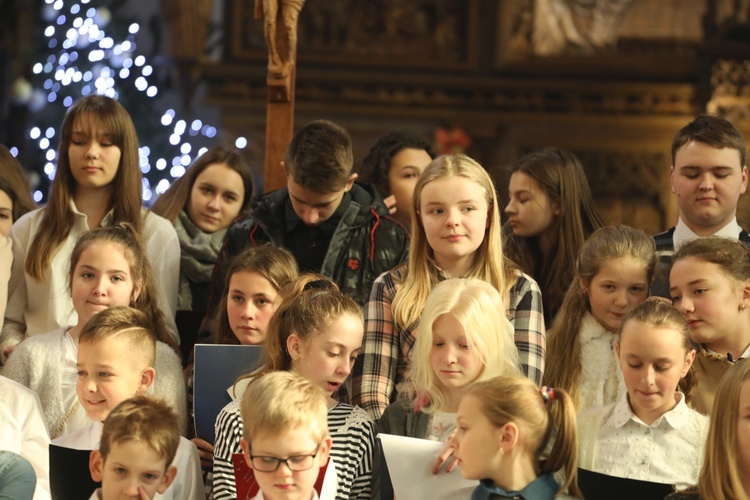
[387,148,432,224]
[289,313,363,396]
[241,426,332,500]
[738,379,750,477]
[187,162,245,234]
[68,117,122,192]
[419,177,489,272]
[429,314,483,394]
[582,256,649,333]
[90,441,176,500]
[286,174,356,227]
[617,319,695,425]
[71,242,140,325]
[77,336,154,422]
[670,257,750,348]
[451,394,504,482]
[0,189,12,237]
[670,140,747,234]
[227,271,279,345]
[504,172,557,239]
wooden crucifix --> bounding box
[255,0,306,193]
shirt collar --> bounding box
[608,391,688,430]
[69,199,115,226]
[474,474,559,499]
[673,217,742,251]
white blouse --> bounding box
[578,392,708,490]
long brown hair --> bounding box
[392,154,516,330]
[467,376,581,498]
[26,95,143,281]
[697,359,750,499]
[151,146,254,223]
[70,223,177,352]
[213,245,298,345]
[504,148,604,323]
[544,225,655,409]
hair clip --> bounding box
[303,279,332,292]
[540,386,556,404]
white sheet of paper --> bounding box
[378,433,479,500]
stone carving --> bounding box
[708,59,750,125]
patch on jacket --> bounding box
[347,258,360,271]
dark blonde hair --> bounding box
[618,299,698,399]
[673,236,750,283]
[0,144,36,221]
[70,223,176,352]
[697,359,750,498]
[79,306,157,368]
[150,146,254,223]
[467,376,581,498]
[544,225,656,409]
[213,244,299,345]
[251,274,362,377]
[284,120,353,193]
[100,394,180,467]
[26,95,143,281]
[504,148,604,322]
[240,371,329,444]
[392,154,516,329]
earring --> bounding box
[740,304,747,312]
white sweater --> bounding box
[0,202,180,355]
[1,329,187,436]
[578,313,626,413]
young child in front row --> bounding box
[240,371,333,500]
[665,359,750,499]
[53,307,203,499]
[577,300,708,490]
[212,275,375,500]
[2,224,186,438]
[88,395,181,500]
[669,236,750,415]
[451,376,581,499]
[544,225,655,413]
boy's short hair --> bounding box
[240,371,328,444]
[284,120,354,193]
[99,395,180,467]
[672,114,746,166]
[79,306,156,367]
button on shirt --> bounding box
[578,392,708,490]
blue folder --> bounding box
[193,344,263,445]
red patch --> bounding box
[347,258,360,271]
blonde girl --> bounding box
[504,147,604,324]
[451,376,581,499]
[212,275,376,500]
[578,300,707,490]
[669,236,750,415]
[1,95,179,359]
[665,358,750,499]
[544,225,655,412]
[352,153,545,421]
[1,224,186,438]
[151,146,254,313]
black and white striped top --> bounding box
[213,399,375,499]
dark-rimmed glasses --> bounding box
[248,443,322,472]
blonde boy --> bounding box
[88,395,179,499]
[52,307,203,499]
[240,372,333,500]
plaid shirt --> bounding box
[351,266,546,420]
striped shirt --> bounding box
[351,266,546,421]
[213,400,375,499]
